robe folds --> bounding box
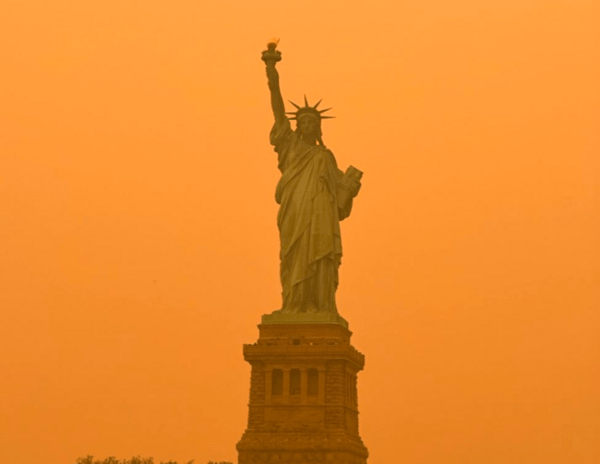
[271,119,344,313]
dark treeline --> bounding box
[74,456,234,464]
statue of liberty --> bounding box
[261,39,363,319]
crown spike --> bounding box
[286,96,336,121]
[288,100,302,110]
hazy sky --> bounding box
[1,1,599,463]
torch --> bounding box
[261,37,282,64]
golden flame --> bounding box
[267,37,280,49]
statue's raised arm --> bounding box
[262,39,286,125]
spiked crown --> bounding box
[286,95,335,121]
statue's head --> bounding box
[297,113,321,138]
[287,96,334,147]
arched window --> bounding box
[272,369,283,396]
[307,369,319,396]
[290,369,301,395]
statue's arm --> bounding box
[337,168,362,221]
[266,63,286,125]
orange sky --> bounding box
[1,1,599,463]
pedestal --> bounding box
[237,322,369,464]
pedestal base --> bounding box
[261,311,348,329]
[237,322,368,464]
[238,432,368,464]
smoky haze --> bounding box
[1,1,599,464]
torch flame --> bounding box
[267,37,280,50]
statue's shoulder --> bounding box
[319,146,336,159]
[319,146,340,170]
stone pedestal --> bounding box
[237,322,369,464]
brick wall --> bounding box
[324,361,346,429]
[248,362,265,427]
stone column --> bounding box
[265,368,272,404]
[300,368,308,404]
[318,367,326,404]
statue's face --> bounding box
[297,115,319,138]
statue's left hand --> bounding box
[349,178,361,197]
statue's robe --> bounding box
[271,119,345,313]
